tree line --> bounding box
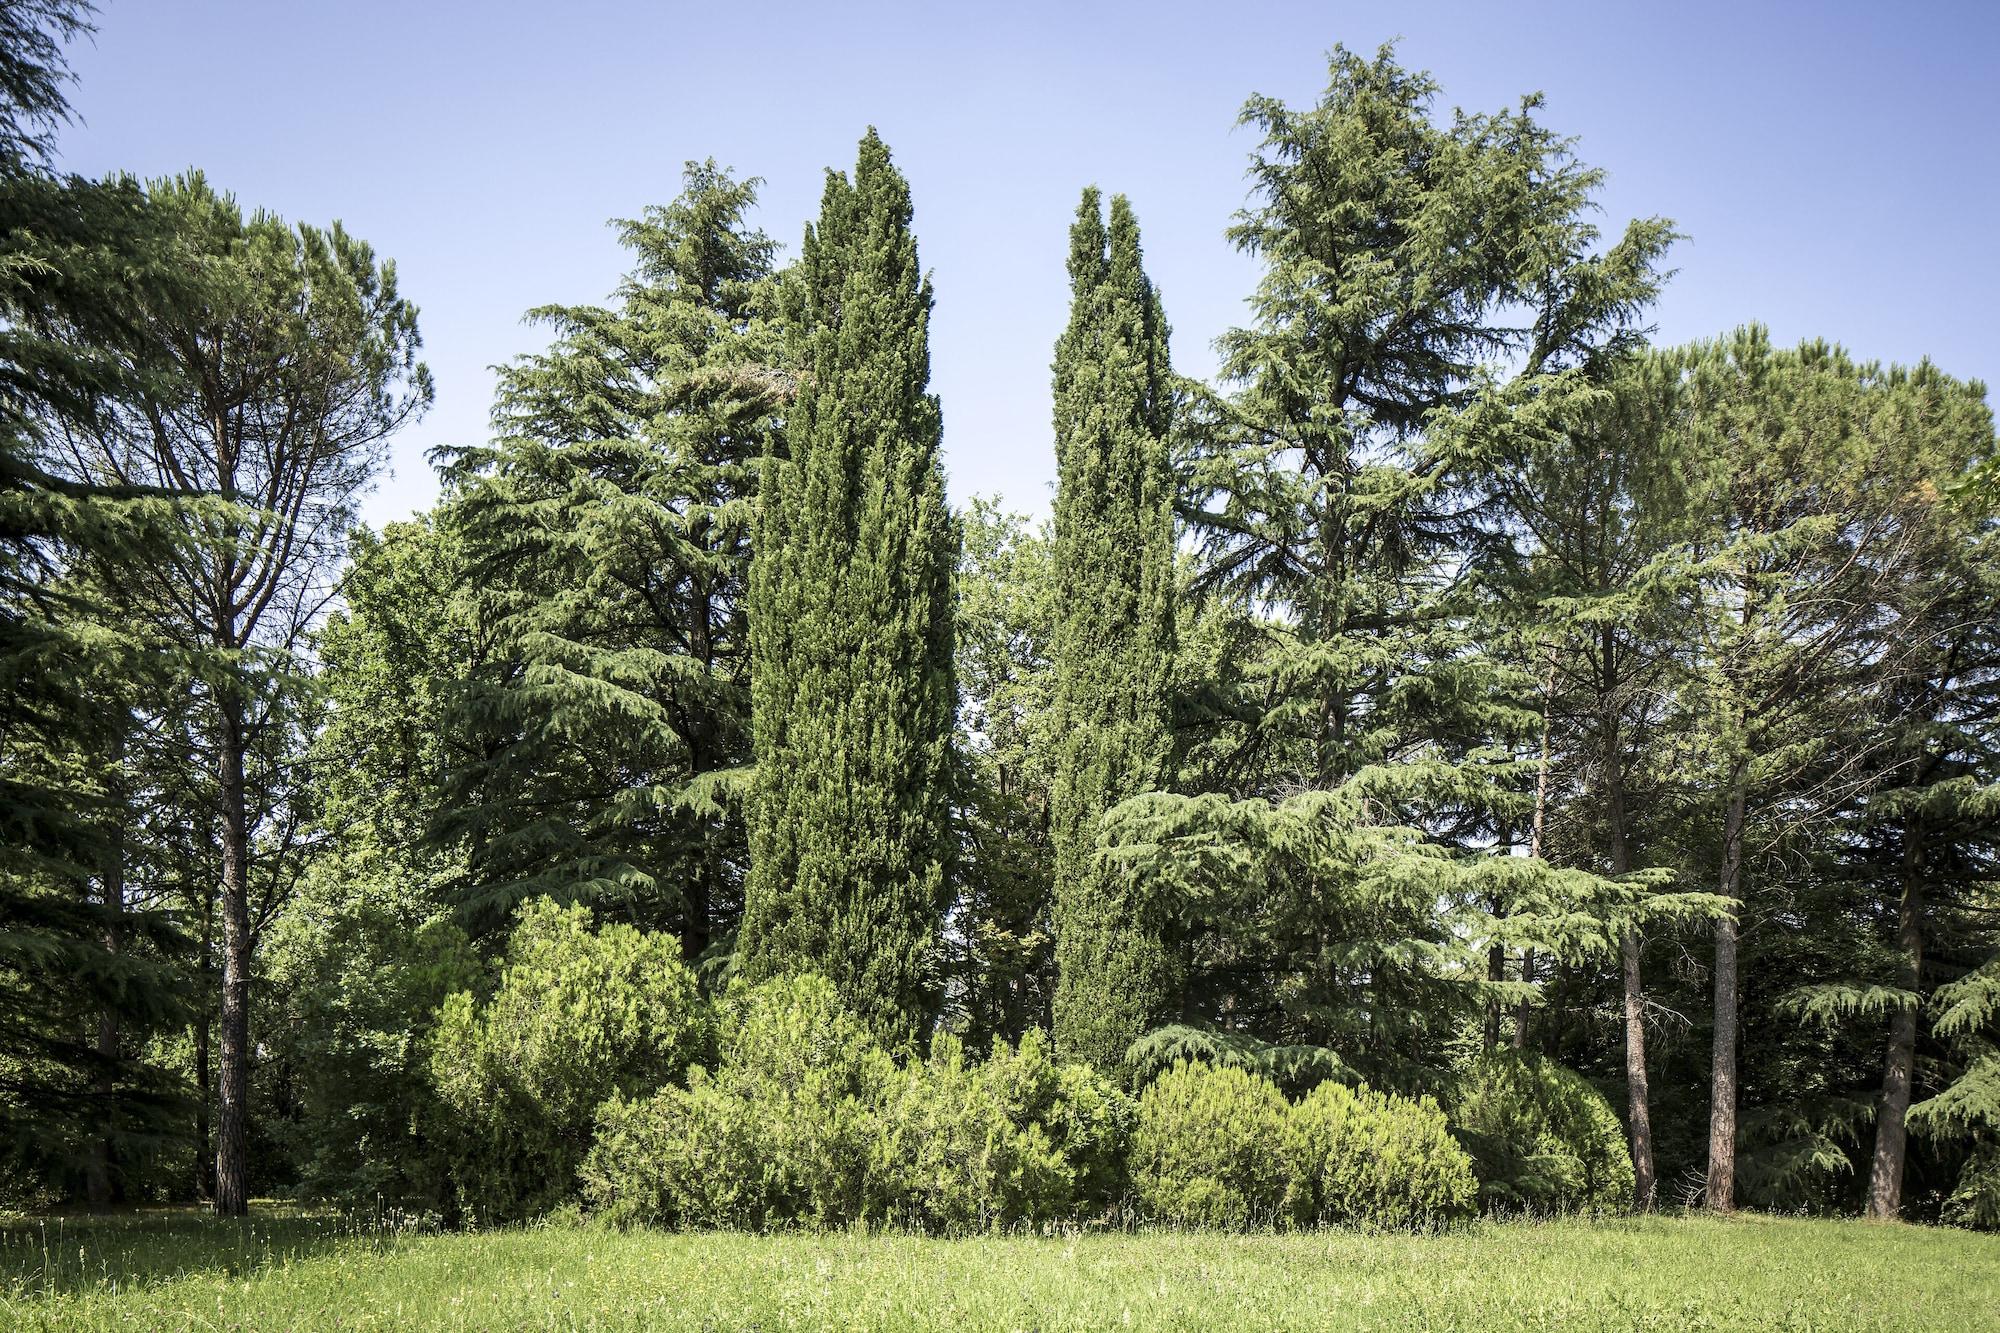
[4,1,1996,1227]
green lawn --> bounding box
[2,1209,1995,1331]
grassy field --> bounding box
[2,1208,1995,1331]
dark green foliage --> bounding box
[1131,1062,1290,1228]
[436,162,779,951]
[1109,42,1677,1090]
[264,858,477,1209]
[741,131,956,1044]
[1451,1053,1636,1215]
[1047,189,1178,1075]
[1281,1081,1477,1230]
[431,899,707,1222]
[0,1,193,1191]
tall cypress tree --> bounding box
[740,130,955,1044]
[1048,189,1178,1074]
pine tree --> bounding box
[1105,44,1677,1090]
[0,0,190,1197]
[740,131,956,1044]
[1047,189,1178,1074]
[436,161,781,958]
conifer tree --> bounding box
[740,131,956,1044]
[1047,188,1178,1074]
[436,162,780,957]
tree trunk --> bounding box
[1483,937,1505,1050]
[1513,949,1535,1050]
[84,813,125,1209]
[1706,776,1747,1212]
[1601,661,1655,1210]
[214,698,252,1217]
[1865,827,1925,1221]
[194,893,214,1204]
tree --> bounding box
[436,161,781,956]
[0,0,190,1200]
[1483,350,1708,1208]
[51,174,429,1214]
[1674,330,1970,1211]
[740,130,956,1045]
[1108,44,1675,1090]
[1047,188,1179,1074]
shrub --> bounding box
[1281,1081,1475,1229]
[1131,1061,1288,1228]
[582,985,1137,1232]
[875,1032,1073,1231]
[1450,1052,1635,1215]
[581,972,889,1229]
[431,898,707,1222]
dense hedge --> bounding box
[1450,1052,1636,1215]
[421,904,1618,1232]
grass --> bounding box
[1,1208,1995,1330]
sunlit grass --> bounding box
[3,1207,1995,1330]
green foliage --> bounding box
[1281,1081,1476,1230]
[580,973,887,1229]
[263,850,477,1209]
[582,978,1132,1232]
[1131,1062,1288,1229]
[431,899,706,1222]
[1047,188,1179,1075]
[435,161,777,947]
[1450,1053,1635,1215]
[741,131,957,1044]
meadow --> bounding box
[3,1210,1996,1331]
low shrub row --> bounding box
[1131,1062,1477,1229]
[425,902,1637,1231]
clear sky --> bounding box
[53,0,2000,528]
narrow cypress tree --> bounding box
[1048,189,1178,1074]
[740,130,955,1044]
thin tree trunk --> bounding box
[1706,775,1747,1212]
[1514,658,1556,1051]
[1484,936,1505,1051]
[194,894,213,1203]
[1601,648,1655,1210]
[1865,826,1925,1220]
[84,813,125,1208]
[214,697,252,1217]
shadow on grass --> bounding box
[0,1205,423,1298]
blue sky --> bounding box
[55,1,1999,527]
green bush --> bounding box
[987,1032,1135,1217]
[1281,1081,1475,1229]
[431,898,707,1222]
[1132,1061,1288,1228]
[581,982,1136,1232]
[1450,1052,1635,1215]
[875,1032,1072,1231]
[581,973,889,1229]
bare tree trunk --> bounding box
[1483,937,1505,1050]
[1514,662,1555,1051]
[1865,828,1925,1220]
[1601,657,1655,1210]
[191,888,214,1203]
[1513,950,1535,1049]
[1706,776,1747,1212]
[84,813,125,1208]
[214,697,252,1217]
